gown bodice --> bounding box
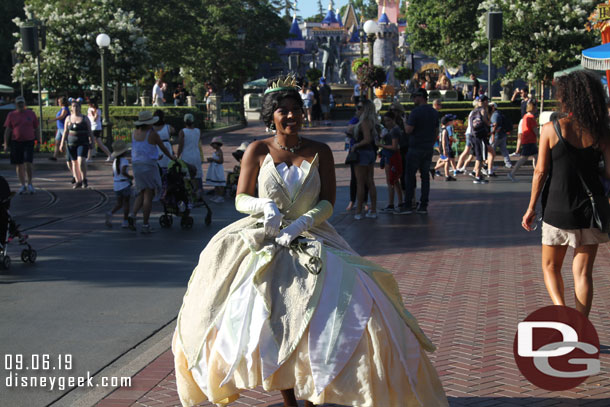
[257,153,320,221]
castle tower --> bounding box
[376,0,399,24]
[373,1,398,68]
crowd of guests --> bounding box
[344,84,548,217]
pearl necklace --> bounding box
[275,135,302,153]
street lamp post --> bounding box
[363,20,378,100]
[237,28,248,126]
[96,33,112,148]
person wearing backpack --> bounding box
[490,102,513,170]
[469,96,494,183]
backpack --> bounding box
[470,107,488,137]
[499,111,513,135]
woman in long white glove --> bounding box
[173,76,448,407]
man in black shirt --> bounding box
[470,73,480,100]
[511,86,531,118]
[401,88,439,214]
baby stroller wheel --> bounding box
[28,249,37,263]
[21,249,30,263]
[159,214,173,228]
[1,255,11,270]
[180,216,194,230]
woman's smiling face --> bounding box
[273,97,303,136]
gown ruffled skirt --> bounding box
[173,154,448,407]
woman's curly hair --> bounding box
[260,76,304,129]
[555,70,610,146]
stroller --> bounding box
[0,176,37,270]
[159,159,212,229]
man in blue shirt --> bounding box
[401,88,439,214]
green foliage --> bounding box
[351,58,369,74]
[475,0,598,84]
[306,68,322,84]
[356,64,386,90]
[394,66,412,82]
[13,0,149,92]
[405,0,483,68]
[179,1,288,98]
[351,0,378,20]
[0,0,24,86]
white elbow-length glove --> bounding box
[275,200,333,247]
[235,193,283,238]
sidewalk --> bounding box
[76,122,610,406]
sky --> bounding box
[297,0,352,19]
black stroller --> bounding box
[0,176,37,270]
[159,159,212,229]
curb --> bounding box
[48,319,176,407]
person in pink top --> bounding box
[3,96,40,194]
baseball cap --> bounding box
[412,88,428,98]
[489,102,497,108]
[15,96,25,104]
[441,114,456,125]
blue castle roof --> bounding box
[349,27,360,43]
[289,16,303,40]
[379,12,390,24]
[322,9,338,24]
[337,11,343,27]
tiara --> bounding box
[264,75,298,95]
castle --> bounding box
[277,0,416,87]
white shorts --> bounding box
[541,222,609,248]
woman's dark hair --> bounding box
[555,70,610,146]
[154,109,165,125]
[89,100,98,108]
[260,76,304,129]
[383,110,397,121]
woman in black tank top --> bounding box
[521,71,610,317]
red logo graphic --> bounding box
[513,305,600,391]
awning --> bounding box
[0,84,14,94]
[553,64,605,79]
[581,42,610,70]
[450,76,488,85]
[244,77,268,89]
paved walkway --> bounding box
[76,122,610,406]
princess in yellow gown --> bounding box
[173,76,448,407]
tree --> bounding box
[474,0,597,87]
[351,0,378,20]
[12,0,150,92]
[180,0,288,124]
[317,0,324,19]
[0,0,25,86]
[404,0,484,68]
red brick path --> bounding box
[97,123,610,407]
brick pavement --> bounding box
[96,122,610,407]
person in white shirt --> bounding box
[87,100,112,162]
[105,140,133,228]
[152,80,164,106]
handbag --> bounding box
[345,150,359,165]
[553,119,610,233]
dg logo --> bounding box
[513,305,600,391]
